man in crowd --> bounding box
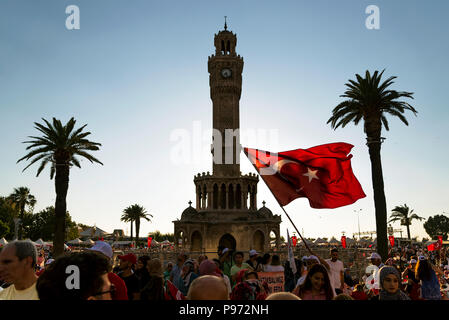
[230,251,251,285]
[246,250,258,270]
[218,247,234,279]
[170,252,188,284]
[117,253,139,300]
[89,241,128,300]
[369,252,384,269]
[187,275,229,300]
[0,240,39,300]
[36,251,113,300]
[325,248,345,295]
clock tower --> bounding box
[174,22,281,257]
[208,23,243,176]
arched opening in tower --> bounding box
[213,184,218,209]
[218,233,236,252]
[220,184,226,209]
[228,184,234,209]
[191,231,203,252]
[253,230,265,253]
[236,184,242,209]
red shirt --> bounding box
[36,269,45,277]
[351,291,368,300]
[108,272,128,300]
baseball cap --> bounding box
[89,241,113,259]
[249,250,258,257]
[410,259,417,264]
[45,258,55,265]
[308,255,320,263]
[118,253,137,265]
[368,252,381,260]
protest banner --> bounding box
[257,272,284,294]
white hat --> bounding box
[222,248,229,254]
[368,252,381,260]
[45,258,55,265]
[249,249,258,257]
[410,259,417,264]
[89,241,113,259]
[418,255,426,261]
[308,255,320,263]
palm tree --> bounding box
[389,204,424,240]
[327,70,417,260]
[8,187,36,240]
[121,209,134,243]
[122,204,152,246]
[17,118,102,257]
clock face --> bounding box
[221,68,232,78]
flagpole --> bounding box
[243,147,314,255]
[279,205,314,255]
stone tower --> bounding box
[174,23,281,257]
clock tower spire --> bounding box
[208,25,244,176]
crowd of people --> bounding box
[0,239,448,300]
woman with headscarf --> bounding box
[175,259,198,296]
[416,256,441,300]
[200,259,232,296]
[140,258,165,300]
[230,269,268,300]
[370,266,410,300]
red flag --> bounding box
[438,236,443,246]
[389,236,395,247]
[244,143,366,208]
[341,236,347,248]
[291,236,297,247]
[427,243,436,251]
[147,237,152,248]
[165,280,186,300]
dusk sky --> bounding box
[1,0,448,242]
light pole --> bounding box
[354,209,362,241]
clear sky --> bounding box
[1,0,448,242]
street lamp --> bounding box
[354,209,362,240]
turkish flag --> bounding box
[244,143,366,208]
[147,237,152,248]
[341,236,347,248]
[427,243,436,251]
[291,236,297,247]
[389,236,395,247]
[438,236,443,246]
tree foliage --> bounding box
[149,230,175,242]
[423,215,449,240]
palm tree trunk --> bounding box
[406,224,411,240]
[130,221,133,243]
[135,219,140,247]
[54,164,69,257]
[18,204,25,240]
[367,133,388,261]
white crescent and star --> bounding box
[303,167,319,183]
[272,159,319,191]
